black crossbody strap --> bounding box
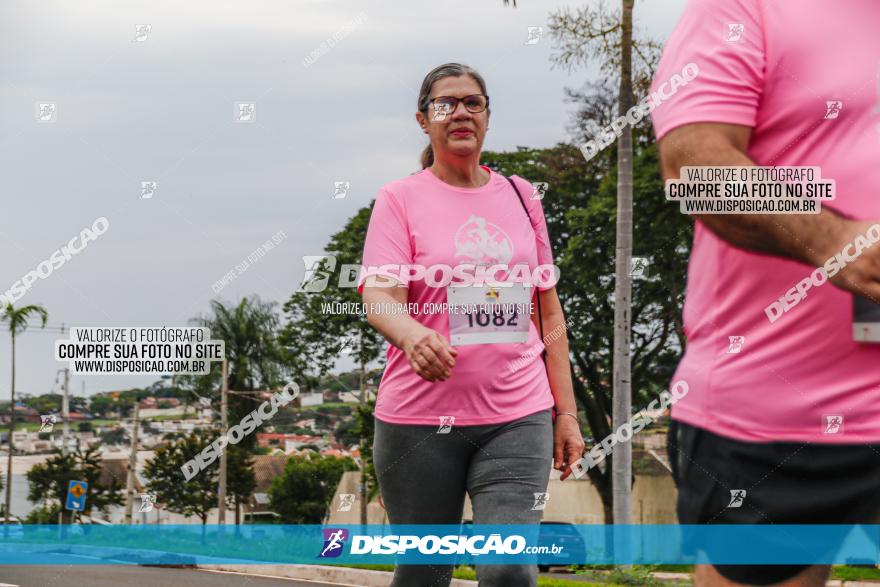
[503,175,547,364]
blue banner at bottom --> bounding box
[1,524,879,565]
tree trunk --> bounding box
[235,496,240,525]
[4,332,15,524]
[612,0,635,537]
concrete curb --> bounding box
[198,564,477,586]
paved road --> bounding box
[0,560,344,587]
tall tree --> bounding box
[612,0,636,529]
[144,428,256,524]
[192,296,285,449]
[2,302,48,523]
[26,446,124,523]
[268,454,357,524]
[225,444,256,525]
[547,0,663,524]
[143,429,218,525]
[279,206,386,522]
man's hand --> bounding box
[816,219,880,302]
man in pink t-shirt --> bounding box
[652,0,880,585]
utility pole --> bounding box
[358,331,367,526]
[62,368,70,456]
[217,358,228,524]
[124,402,140,524]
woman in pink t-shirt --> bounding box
[358,63,583,587]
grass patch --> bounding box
[830,565,880,580]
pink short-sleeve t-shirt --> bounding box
[651,0,880,442]
[357,166,556,426]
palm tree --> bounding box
[2,303,49,523]
[194,296,283,448]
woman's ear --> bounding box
[415,111,429,134]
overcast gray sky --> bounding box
[0,0,687,399]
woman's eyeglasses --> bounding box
[428,94,489,118]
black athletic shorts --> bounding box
[667,419,880,585]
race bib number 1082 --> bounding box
[447,283,532,346]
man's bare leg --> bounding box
[695,564,830,587]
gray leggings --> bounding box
[373,408,553,587]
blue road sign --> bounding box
[65,480,88,511]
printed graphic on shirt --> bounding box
[453,214,514,265]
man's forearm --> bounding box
[661,128,849,266]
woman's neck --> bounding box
[430,155,490,188]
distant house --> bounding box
[244,454,288,523]
[296,392,324,408]
[283,434,326,453]
[256,432,287,448]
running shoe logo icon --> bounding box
[319,528,349,558]
[138,493,156,513]
[727,336,745,354]
[726,23,744,42]
[39,414,58,433]
[532,492,550,510]
[437,416,455,434]
[337,494,355,512]
[823,415,843,434]
[727,489,746,508]
[824,101,844,120]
